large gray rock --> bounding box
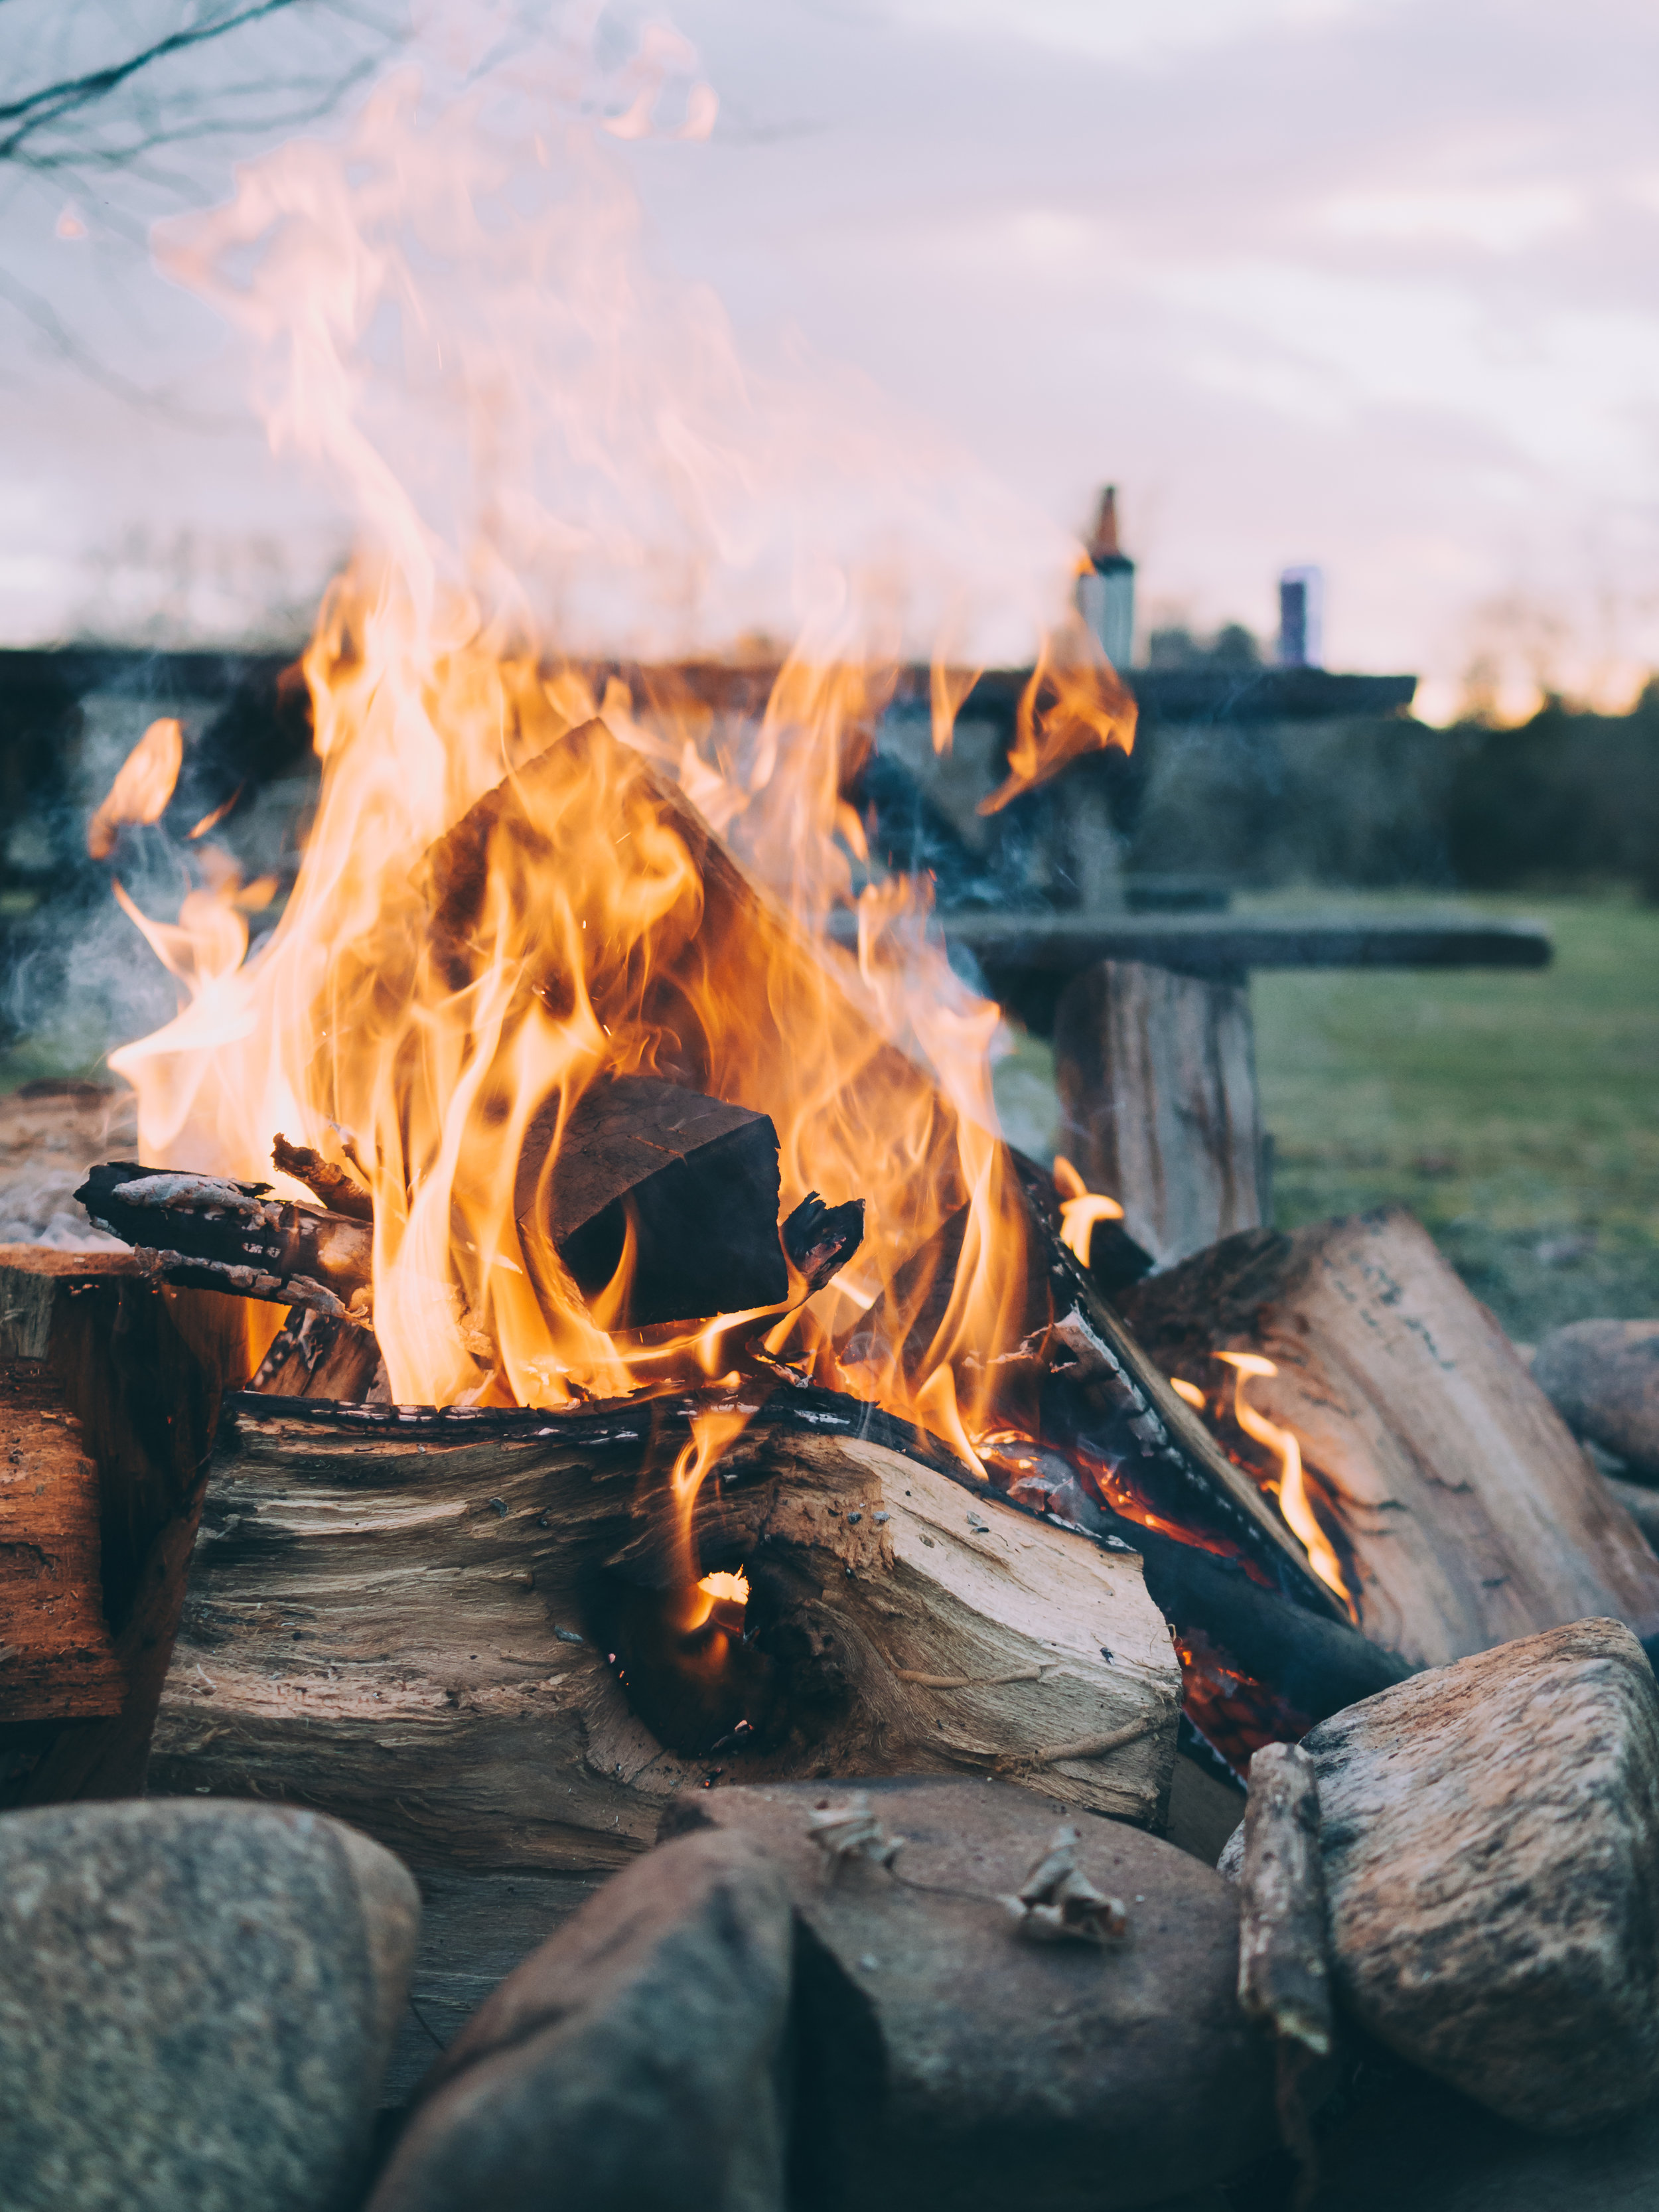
[1307,2073,1659,2212]
[366,1828,795,2212]
[1532,1319,1659,1479]
[663,1774,1277,2212]
[1298,1618,1659,2133]
[0,1799,419,2212]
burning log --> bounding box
[1121,1208,1659,1668]
[146,1386,1183,1871]
[515,1073,860,1329]
[80,1082,863,1340]
[75,1165,374,1322]
[1053,958,1266,1268]
[248,1309,383,1401]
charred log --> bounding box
[515,1075,792,1329]
[76,1164,373,1321]
[248,1308,383,1401]
[270,1134,374,1221]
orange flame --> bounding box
[100,42,1128,1463]
[87,719,182,859]
[1214,1352,1348,1604]
[1052,1154,1125,1266]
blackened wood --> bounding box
[1054,957,1266,1268]
[781,1190,865,1293]
[147,1384,1182,1870]
[514,1075,788,1329]
[1120,1209,1659,1668]
[271,1134,374,1221]
[76,1164,373,1319]
[249,1308,382,1401]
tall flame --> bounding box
[104,25,1133,1471]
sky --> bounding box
[4,0,1659,719]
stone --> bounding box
[0,1798,420,2212]
[1533,1319,1659,1480]
[1305,2071,1659,2212]
[663,1774,1277,2212]
[1296,1619,1659,2134]
[366,1828,795,2212]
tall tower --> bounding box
[1076,485,1136,672]
[1277,565,1324,668]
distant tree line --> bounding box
[1122,683,1659,902]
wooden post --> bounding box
[1053,958,1266,1268]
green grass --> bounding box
[1246,891,1659,1343]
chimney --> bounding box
[1076,484,1135,672]
[1277,565,1324,668]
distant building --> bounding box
[1277,566,1324,668]
[1076,485,1135,672]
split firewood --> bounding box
[147,1384,1183,1870]
[514,1074,861,1329]
[1121,1208,1659,1668]
[0,1245,255,1804]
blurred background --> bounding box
[2,0,1656,1342]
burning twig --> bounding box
[271,1134,374,1222]
[1005,1823,1128,1947]
[76,1164,374,1322]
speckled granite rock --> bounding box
[0,1799,419,2212]
[366,1827,794,2212]
[1287,1619,1659,2133]
[663,1775,1277,2212]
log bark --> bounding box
[1053,957,1267,1268]
[147,1387,1183,1874]
[0,1246,257,1803]
[1120,1208,1659,1668]
[1236,1741,1333,2059]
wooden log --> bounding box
[271,1133,374,1220]
[76,1166,374,1321]
[1053,957,1266,1268]
[1236,1742,1333,2059]
[514,1074,788,1327]
[1531,1319,1659,1482]
[248,1309,384,1402]
[1120,1208,1659,1668]
[147,1387,1184,1873]
[0,1247,257,1805]
[0,1358,124,1724]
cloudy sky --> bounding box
[5,0,1659,717]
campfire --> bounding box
[7,40,1659,2212]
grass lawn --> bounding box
[1246,891,1659,1344]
